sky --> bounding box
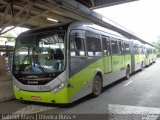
[5,27,29,37]
[94,0,160,43]
[0,27,28,46]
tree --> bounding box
[4,33,15,42]
[152,36,160,52]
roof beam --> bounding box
[75,0,138,9]
[13,3,73,23]
[92,0,138,9]
[0,4,10,26]
[0,1,32,33]
[10,2,14,18]
[0,4,7,10]
[24,1,32,19]
[0,1,8,5]
[90,0,95,7]
[0,7,58,35]
[34,1,89,21]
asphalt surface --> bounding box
[1,59,160,119]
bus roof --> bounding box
[18,23,71,36]
[18,21,129,42]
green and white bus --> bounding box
[144,44,156,66]
[130,40,146,71]
[12,21,154,104]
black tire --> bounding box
[140,62,144,71]
[124,66,130,80]
[149,60,151,65]
[92,75,102,97]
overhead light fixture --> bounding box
[47,18,58,23]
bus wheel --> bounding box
[140,62,144,71]
[125,66,130,80]
[92,75,102,97]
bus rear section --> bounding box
[144,44,154,66]
[67,23,132,102]
[130,40,145,72]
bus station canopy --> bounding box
[0,0,153,46]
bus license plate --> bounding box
[31,96,41,100]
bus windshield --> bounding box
[13,31,66,75]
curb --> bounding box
[0,80,15,103]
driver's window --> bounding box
[70,31,85,56]
[69,30,86,70]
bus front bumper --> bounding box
[13,86,69,104]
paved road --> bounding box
[1,59,160,119]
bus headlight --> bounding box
[51,82,66,94]
[14,85,20,91]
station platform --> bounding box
[0,73,14,102]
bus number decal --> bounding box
[37,86,51,91]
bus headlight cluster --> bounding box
[14,85,20,91]
[51,82,66,94]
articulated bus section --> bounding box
[12,21,156,104]
[144,44,157,66]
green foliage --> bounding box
[152,36,160,52]
[4,33,15,42]
[157,53,160,58]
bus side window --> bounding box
[102,37,107,55]
[70,35,85,56]
[111,38,118,55]
[121,41,125,55]
[124,43,130,54]
[139,45,143,54]
[118,39,122,55]
[102,36,111,56]
[69,30,86,70]
[107,38,111,55]
[134,44,139,54]
[86,32,102,56]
